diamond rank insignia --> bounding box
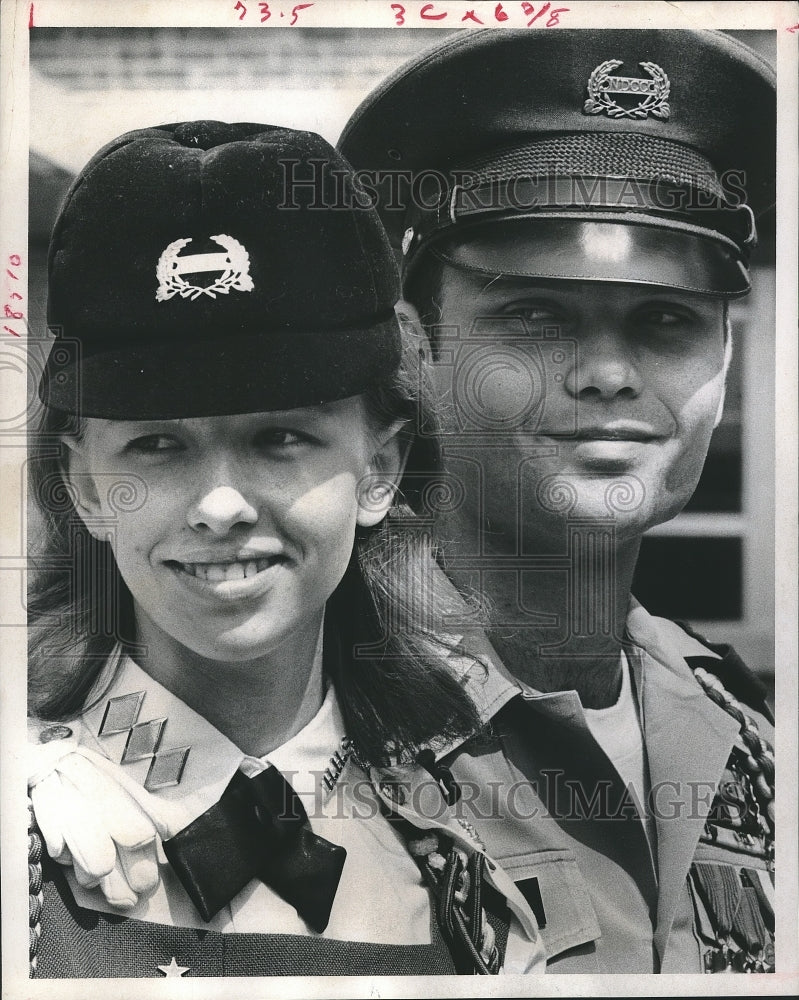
[98,691,145,735]
[583,60,671,120]
[98,690,191,790]
[155,233,254,302]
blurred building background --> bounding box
[28,28,777,686]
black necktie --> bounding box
[163,765,346,932]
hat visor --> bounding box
[40,318,401,420]
[417,217,750,298]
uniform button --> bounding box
[39,725,73,743]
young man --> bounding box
[340,29,776,973]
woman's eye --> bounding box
[125,434,182,454]
[254,429,307,449]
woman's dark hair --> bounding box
[27,334,484,766]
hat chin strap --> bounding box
[409,215,752,299]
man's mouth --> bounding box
[547,424,661,442]
[575,430,658,442]
[167,557,283,581]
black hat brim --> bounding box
[417,217,749,298]
[40,316,401,420]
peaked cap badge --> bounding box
[155,234,254,302]
[583,60,670,120]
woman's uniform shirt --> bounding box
[28,650,544,978]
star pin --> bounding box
[157,956,189,977]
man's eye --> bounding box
[125,435,182,454]
[506,305,559,323]
[639,309,689,327]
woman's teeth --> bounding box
[180,559,275,581]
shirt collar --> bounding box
[426,562,522,721]
[242,685,351,803]
[79,648,350,829]
[446,627,522,723]
[461,600,722,727]
[625,597,722,675]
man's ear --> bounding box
[356,420,409,528]
[60,438,104,536]
[395,299,431,363]
[395,297,454,403]
[714,332,734,428]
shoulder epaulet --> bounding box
[676,620,774,726]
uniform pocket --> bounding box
[500,848,601,959]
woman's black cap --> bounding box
[42,121,401,419]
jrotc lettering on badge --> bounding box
[584,59,671,120]
[321,736,353,792]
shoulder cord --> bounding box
[366,750,501,974]
[690,665,775,852]
[410,753,501,971]
[405,828,501,974]
[28,797,44,978]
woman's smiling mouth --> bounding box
[173,557,281,581]
[164,555,290,600]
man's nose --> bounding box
[187,484,258,535]
[564,330,642,401]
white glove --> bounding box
[28,721,192,910]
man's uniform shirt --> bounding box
[444,602,775,973]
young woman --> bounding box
[26,121,544,978]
